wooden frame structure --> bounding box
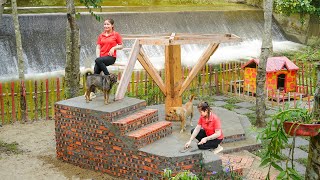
[115,33,241,115]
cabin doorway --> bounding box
[277,74,286,91]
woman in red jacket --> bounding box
[94,18,123,75]
[185,102,224,153]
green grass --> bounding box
[226,97,242,104]
[245,113,257,125]
[0,140,23,155]
[299,145,309,152]
[296,158,308,166]
[222,103,237,111]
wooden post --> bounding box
[165,45,182,116]
[11,82,16,122]
[0,83,4,124]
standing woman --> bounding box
[185,102,224,153]
[94,18,123,75]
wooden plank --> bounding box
[40,80,44,118]
[34,80,38,121]
[139,39,170,45]
[0,83,4,124]
[28,80,34,121]
[115,39,141,100]
[20,81,28,122]
[50,78,55,118]
[11,82,16,122]
[170,37,241,45]
[46,79,49,120]
[56,78,60,101]
[137,48,166,95]
[122,33,171,38]
[5,83,10,123]
[16,82,21,121]
[179,43,219,96]
[131,71,135,96]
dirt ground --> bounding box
[0,120,118,180]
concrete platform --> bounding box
[147,104,246,143]
[56,95,146,114]
[139,104,255,171]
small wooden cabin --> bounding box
[241,56,299,93]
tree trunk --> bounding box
[305,63,320,180]
[0,0,6,28]
[255,0,273,127]
[11,0,24,80]
[11,0,27,121]
[65,0,80,98]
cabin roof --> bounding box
[241,56,299,73]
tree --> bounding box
[274,1,320,178]
[64,0,102,98]
[11,0,28,121]
[255,0,273,127]
[305,63,320,180]
[274,0,320,44]
[11,0,24,79]
[65,0,81,98]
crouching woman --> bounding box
[185,102,223,153]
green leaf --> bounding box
[259,157,271,167]
[277,171,286,179]
[289,173,301,180]
[270,162,283,171]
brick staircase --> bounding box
[112,108,173,148]
[55,96,204,179]
[55,95,261,179]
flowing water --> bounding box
[0,10,303,80]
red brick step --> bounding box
[112,109,158,135]
[127,121,172,148]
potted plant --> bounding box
[279,106,320,137]
[258,103,320,179]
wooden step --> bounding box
[127,121,172,148]
[112,109,158,135]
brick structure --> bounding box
[55,96,204,179]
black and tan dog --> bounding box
[85,72,117,105]
[166,95,195,133]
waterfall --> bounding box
[0,10,303,79]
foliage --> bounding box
[163,160,243,180]
[78,0,102,21]
[274,43,320,62]
[274,0,320,23]
[257,103,318,179]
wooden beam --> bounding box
[137,48,166,96]
[170,37,241,45]
[139,39,170,45]
[178,43,219,96]
[122,33,171,38]
[115,39,140,100]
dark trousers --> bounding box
[191,128,223,150]
[94,56,116,75]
